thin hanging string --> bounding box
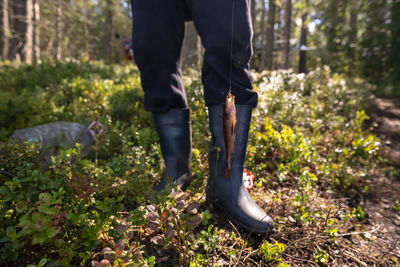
[229,0,235,94]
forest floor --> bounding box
[262,97,400,266]
[2,63,399,266]
[171,97,400,267]
[359,98,400,265]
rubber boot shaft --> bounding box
[153,108,192,191]
[207,104,274,234]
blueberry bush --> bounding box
[0,61,397,266]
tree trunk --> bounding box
[104,0,113,63]
[251,0,256,32]
[276,3,281,38]
[326,0,346,69]
[298,0,308,73]
[182,21,199,67]
[196,35,203,67]
[33,0,40,62]
[275,3,282,68]
[24,0,33,63]
[326,0,337,64]
[55,0,62,60]
[260,0,266,68]
[84,20,90,60]
[12,0,27,61]
[390,0,400,81]
[283,0,292,69]
[250,0,257,69]
[265,0,276,70]
[1,0,10,60]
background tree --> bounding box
[259,0,267,68]
[55,0,62,60]
[347,0,358,72]
[1,0,10,60]
[298,0,308,73]
[266,0,276,70]
[360,0,390,85]
[33,0,40,62]
[182,22,202,68]
[389,0,400,87]
[0,0,398,96]
[11,0,26,62]
[283,0,292,69]
[104,0,114,63]
[24,0,33,63]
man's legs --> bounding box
[131,0,192,190]
[192,0,258,107]
[131,0,188,113]
[193,0,274,234]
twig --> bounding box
[242,250,258,263]
[318,207,331,228]
[283,254,320,266]
[228,220,246,267]
[381,238,399,259]
[343,250,368,267]
[232,242,246,267]
[228,220,242,249]
[283,225,381,243]
[246,257,262,267]
[389,251,400,258]
[336,225,380,237]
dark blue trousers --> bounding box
[131,0,258,113]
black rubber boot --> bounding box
[153,108,192,191]
[207,105,274,234]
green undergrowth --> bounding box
[0,61,393,266]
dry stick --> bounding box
[228,220,246,267]
[279,225,381,245]
[343,250,368,267]
[228,220,242,242]
[336,225,380,237]
[232,242,246,267]
[381,237,399,259]
[247,257,262,267]
[242,250,259,265]
[318,207,331,228]
[281,231,325,246]
[249,258,262,266]
[390,251,400,258]
[220,249,235,266]
[344,244,378,265]
[283,254,320,266]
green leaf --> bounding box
[38,193,52,203]
[32,232,48,245]
[55,238,64,248]
[46,227,59,238]
[68,213,79,225]
[38,258,48,267]
[147,256,156,265]
[15,201,27,213]
[38,205,59,215]
[18,214,32,231]
[6,226,15,235]
[31,213,51,232]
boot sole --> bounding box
[206,194,274,235]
